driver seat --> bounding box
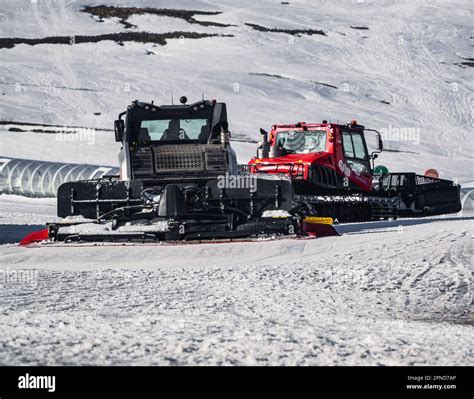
[161,120,181,140]
[138,128,151,141]
[198,125,210,141]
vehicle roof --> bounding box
[272,122,365,130]
[131,99,218,110]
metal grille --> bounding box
[311,165,338,187]
[205,149,227,171]
[131,150,153,177]
[415,175,438,185]
[154,144,204,172]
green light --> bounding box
[373,165,389,175]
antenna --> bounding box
[202,92,204,101]
[170,82,174,105]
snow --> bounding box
[56,219,170,235]
[0,194,472,365]
[0,0,473,366]
[0,0,472,181]
[0,194,57,225]
[262,209,292,217]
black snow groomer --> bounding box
[45,97,302,243]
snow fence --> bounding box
[0,157,119,197]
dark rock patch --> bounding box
[0,81,97,91]
[8,127,76,134]
[250,73,337,89]
[82,5,233,28]
[249,72,288,79]
[0,121,112,130]
[458,57,474,68]
[0,31,231,49]
[310,81,338,89]
[245,23,326,36]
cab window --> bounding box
[276,130,326,154]
[342,130,370,174]
[342,131,355,158]
[137,118,210,142]
[352,133,368,159]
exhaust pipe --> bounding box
[257,128,271,159]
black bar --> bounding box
[0,366,472,396]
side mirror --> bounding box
[378,136,383,151]
[114,120,125,142]
[372,153,379,160]
[220,121,230,145]
[221,121,229,133]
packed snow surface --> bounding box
[0,0,473,366]
[0,195,473,366]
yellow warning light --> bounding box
[303,216,334,225]
[351,120,358,125]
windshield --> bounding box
[276,130,327,153]
[137,118,210,142]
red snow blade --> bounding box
[302,217,339,237]
[19,228,49,246]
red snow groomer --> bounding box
[248,121,461,222]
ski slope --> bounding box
[0,195,473,366]
[0,0,473,181]
[0,0,473,366]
